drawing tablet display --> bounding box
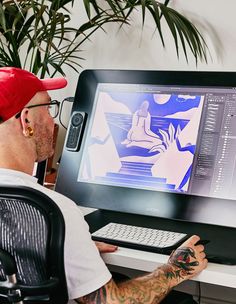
[56,70,236,228]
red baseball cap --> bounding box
[0,67,67,122]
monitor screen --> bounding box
[56,70,236,228]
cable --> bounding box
[63,97,74,103]
[59,99,67,129]
[59,97,74,129]
[197,281,201,304]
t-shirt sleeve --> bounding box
[49,191,112,300]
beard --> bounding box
[34,123,54,162]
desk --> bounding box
[102,246,236,289]
[81,207,236,292]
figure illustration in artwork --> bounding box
[121,100,162,150]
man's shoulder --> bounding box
[36,185,82,214]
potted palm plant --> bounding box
[0,0,208,78]
[0,0,209,185]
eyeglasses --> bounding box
[15,100,60,119]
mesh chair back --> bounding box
[0,186,68,303]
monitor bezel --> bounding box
[55,69,236,228]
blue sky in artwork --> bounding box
[107,92,201,117]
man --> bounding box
[0,67,207,303]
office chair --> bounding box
[0,186,68,304]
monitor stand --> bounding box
[85,209,236,265]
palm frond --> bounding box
[0,0,209,77]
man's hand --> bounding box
[167,235,208,282]
[95,241,118,253]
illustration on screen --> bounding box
[78,86,204,193]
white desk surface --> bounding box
[81,207,236,289]
[101,247,236,289]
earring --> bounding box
[25,126,34,137]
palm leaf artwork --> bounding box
[0,0,208,77]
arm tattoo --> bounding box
[76,285,108,303]
[76,274,172,303]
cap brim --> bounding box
[41,77,67,90]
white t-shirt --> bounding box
[0,168,112,300]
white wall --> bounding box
[71,0,236,71]
[51,0,236,160]
[52,0,236,164]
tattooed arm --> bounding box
[75,235,208,304]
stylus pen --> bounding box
[195,240,210,246]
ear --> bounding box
[19,108,30,136]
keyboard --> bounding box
[92,222,189,253]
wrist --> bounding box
[159,263,186,288]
